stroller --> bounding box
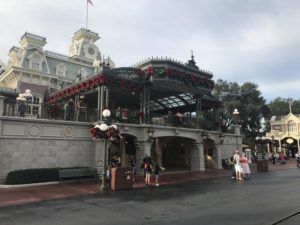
[222,158,233,169]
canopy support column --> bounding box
[143,86,150,124]
[196,95,202,129]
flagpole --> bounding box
[86,0,88,29]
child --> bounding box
[155,164,160,187]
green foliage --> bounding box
[268,97,300,117]
[212,79,268,139]
[212,79,300,148]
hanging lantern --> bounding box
[286,138,294,144]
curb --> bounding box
[0,181,59,189]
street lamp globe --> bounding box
[110,124,118,130]
[233,108,239,116]
[94,124,101,129]
[232,108,240,125]
[99,123,109,132]
[25,89,31,95]
[102,109,111,118]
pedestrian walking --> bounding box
[240,153,251,180]
[144,160,152,186]
[228,153,236,180]
[154,164,161,187]
[128,155,136,182]
[233,150,243,181]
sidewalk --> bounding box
[0,159,298,208]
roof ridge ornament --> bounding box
[186,49,199,70]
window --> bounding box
[273,125,281,130]
[28,52,43,70]
[56,63,67,76]
[26,96,41,117]
[32,62,40,69]
[287,120,297,133]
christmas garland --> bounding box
[145,66,214,89]
[48,74,143,103]
[48,66,215,104]
[47,103,59,118]
[89,124,119,141]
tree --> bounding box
[268,98,300,117]
[213,79,241,131]
[212,79,268,140]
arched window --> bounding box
[56,63,67,76]
[28,52,43,70]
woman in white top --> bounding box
[233,150,243,181]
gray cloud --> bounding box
[1,0,300,102]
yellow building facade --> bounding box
[266,113,300,156]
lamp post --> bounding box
[232,108,239,125]
[100,109,111,192]
[89,108,119,192]
[16,89,32,117]
[255,134,270,172]
[232,109,240,149]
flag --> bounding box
[87,0,93,6]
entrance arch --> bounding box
[281,137,298,158]
[203,138,217,169]
[156,136,194,170]
[108,133,138,167]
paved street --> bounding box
[0,168,300,225]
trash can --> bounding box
[110,167,133,191]
[257,159,269,172]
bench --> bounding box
[59,168,97,182]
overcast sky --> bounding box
[1,0,300,102]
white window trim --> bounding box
[28,52,43,70]
[26,94,42,118]
[56,63,67,76]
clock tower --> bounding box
[69,28,101,62]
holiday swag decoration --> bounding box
[47,74,143,104]
[89,124,119,141]
[47,66,214,104]
[143,66,214,89]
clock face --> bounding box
[88,47,95,56]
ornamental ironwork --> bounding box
[106,67,144,80]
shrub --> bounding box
[6,168,59,185]
[5,167,89,185]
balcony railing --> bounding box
[6,103,219,131]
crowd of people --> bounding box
[140,156,161,187]
[108,154,161,187]
[270,152,287,165]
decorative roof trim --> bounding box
[133,57,213,77]
[21,32,46,42]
